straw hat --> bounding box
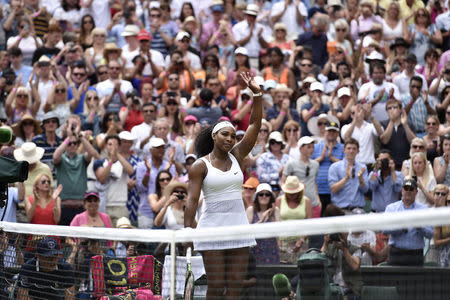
[11,114,42,137]
[103,43,122,56]
[281,176,304,194]
[307,113,340,136]
[164,181,188,200]
[273,84,293,95]
[116,217,135,228]
[13,142,45,164]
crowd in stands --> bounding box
[0,0,449,297]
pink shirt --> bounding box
[70,211,113,228]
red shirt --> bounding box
[123,108,144,132]
[231,109,250,131]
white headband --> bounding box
[211,121,235,137]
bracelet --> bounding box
[253,92,262,97]
[17,37,22,41]
[33,12,39,18]
[63,139,69,145]
[145,171,150,176]
[12,87,17,93]
[107,161,113,167]
[280,111,286,116]
[248,101,253,106]
[409,101,413,107]
[309,108,315,115]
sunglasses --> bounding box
[55,88,66,93]
[404,186,415,191]
[426,122,437,126]
[412,145,425,149]
[87,96,99,101]
[16,94,28,98]
[22,121,34,126]
[151,14,161,18]
[85,197,99,203]
[352,168,355,178]
[41,179,51,185]
[269,140,282,145]
[73,72,86,77]
[68,141,79,146]
[318,122,328,126]
[143,109,155,114]
[447,111,450,115]
[336,28,346,32]
[286,128,298,132]
[167,101,178,106]
[159,177,171,182]
[98,71,108,76]
[44,119,58,124]
[305,165,310,177]
[168,77,179,81]
[435,192,448,196]
[258,192,272,197]
[301,63,312,67]
[173,190,187,195]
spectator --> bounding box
[277,176,312,263]
[119,90,144,132]
[186,88,223,126]
[369,149,404,212]
[136,138,176,229]
[93,135,134,226]
[53,0,89,29]
[230,89,253,131]
[232,4,270,69]
[7,18,42,66]
[358,62,400,123]
[242,177,259,209]
[423,115,441,162]
[154,181,187,229]
[246,183,280,264]
[17,238,75,300]
[268,23,296,52]
[80,90,103,137]
[381,1,404,43]
[78,14,95,50]
[149,3,176,57]
[53,124,98,225]
[312,121,344,215]
[307,113,338,143]
[7,46,32,86]
[333,86,355,125]
[300,82,330,136]
[434,134,450,185]
[433,185,450,267]
[24,174,62,225]
[32,111,62,173]
[158,49,195,94]
[417,49,440,87]
[11,115,42,149]
[296,13,329,68]
[341,103,383,167]
[131,102,157,157]
[271,0,307,38]
[408,152,436,206]
[401,76,435,136]
[262,47,297,92]
[97,60,134,113]
[226,47,255,89]
[165,31,201,72]
[121,25,140,72]
[31,24,62,65]
[281,120,301,160]
[133,29,165,80]
[328,138,369,213]
[393,53,428,95]
[267,84,300,132]
[0,181,24,223]
[383,178,433,266]
[282,136,321,218]
[70,191,113,228]
[256,131,290,185]
[148,170,174,222]
[199,1,228,52]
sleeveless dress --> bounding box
[250,210,280,264]
[195,153,256,251]
[279,194,308,264]
[439,226,450,267]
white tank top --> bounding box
[194,153,256,251]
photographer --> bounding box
[186,88,223,126]
[368,149,404,212]
[119,90,144,132]
[154,181,188,229]
[321,204,362,298]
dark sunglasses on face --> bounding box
[86,197,99,203]
[352,168,355,178]
[269,140,282,145]
[159,177,171,182]
[68,141,79,146]
[41,179,51,185]
[258,192,272,197]
[143,109,155,114]
[412,144,424,149]
[22,121,34,126]
[98,71,108,76]
[318,122,328,126]
[17,94,28,98]
[173,190,187,195]
[87,96,99,101]
[287,128,298,132]
[435,192,448,196]
[44,119,58,124]
[73,72,86,77]
[301,63,312,67]
[404,186,415,191]
[167,101,178,106]
[55,88,66,93]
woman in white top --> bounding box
[85,28,107,68]
[409,152,436,207]
[382,1,405,44]
[185,72,262,300]
[154,181,187,230]
[6,17,42,66]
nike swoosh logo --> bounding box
[234,172,238,175]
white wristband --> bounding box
[253,92,263,97]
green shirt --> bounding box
[55,153,88,200]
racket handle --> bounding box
[186,247,192,263]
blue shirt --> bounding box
[383,200,433,250]
[401,94,430,133]
[296,31,328,67]
[368,171,404,212]
[328,159,369,208]
[300,102,330,136]
[0,187,19,222]
[265,106,301,132]
[68,85,97,115]
[311,141,344,194]
[14,65,33,86]
[256,151,290,184]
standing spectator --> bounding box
[328,138,369,213]
[393,54,428,95]
[401,76,435,136]
[7,17,42,66]
[300,82,330,136]
[232,4,270,69]
[282,136,321,218]
[31,24,62,65]
[433,185,450,267]
[157,49,194,94]
[312,121,344,215]
[12,114,41,147]
[8,47,32,85]
[270,0,307,38]
[256,131,290,185]
[186,88,223,126]
[121,25,140,73]
[399,0,425,25]
[53,124,98,225]
[262,47,297,91]
[350,0,382,44]
[369,150,404,212]
[93,135,134,227]
[435,9,450,52]
[83,0,111,30]
[84,27,107,69]
[408,152,436,206]
[383,178,433,266]
[78,14,95,50]
[341,104,383,167]
[266,84,300,132]
[32,111,62,173]
[381,1,404,43]
[434,134,450,185]
[380,99,416,169]
[199,1,228,52]
[53,0,89,29]
[34,56,55,121]
[164,31,201,71]
[135,138,176,229]
[97,60,134,113]
[296,13,329,68]
[131,102,157,158]
[149,4,176,57]
[358,62,400,123]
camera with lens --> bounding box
[176,193,185,200]
[329,233,343,243]
[381,158,390,171]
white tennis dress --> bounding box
[194,153,256,251]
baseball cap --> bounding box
[118,131,136,141]
[185,154,197,162]
[37,238,62,257]
[310,81,324,92]
[176,31,190,41]
[210,4,224,13]
[137,30,151,41]
[403,178,417,189]
[184,115,198,123]
[325,121,340,131]
[337,87,351,98]
[234,47,248,56]
[150,137,166,148]
[264,79,277,91]
[254,76,265,87]
[236,130,245,136]
[84,191,99,199]
[298,136,316,147]
[243,177,259,189]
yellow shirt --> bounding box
[399,0,425,25]
[280,194,307,221]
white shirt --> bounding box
[232,20,272,58]
[170,0,213,23]
[358,80,400,122]
[381,19,403,41]
[35,79,53,121]
[39,0,61,15]
[164,51,201,71]
[142,50,165,76]
[131,122,152,157]
[96,79,133,112]
[82,0,111,29]
[53,6,89,29]
[341,121,379,164]
[7,36,42,66]
[392,70,428,95]
[122,44,140,69]
[270,1,307,38]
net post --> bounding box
[170,230,176,300]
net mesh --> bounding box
[0,207,449,300]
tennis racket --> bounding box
[184,247,195,300]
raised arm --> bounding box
[232,72,262,162]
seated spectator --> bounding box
[321,205,362,298]
[423,115,441,162]
[281,120,301,160]
[5,86,39,125]
[401,137,434,176]
[434,134,450,185]
[300,82,330,136]
[307,113,337,143]
[7,19,42,66]
[154,181,188,230]
[383,178,433,266]
[246,183,280,264]
[24,174,62,225]
[276,176,312,263]
[408,152,436,206]
[0,181,23,223]
[296,13,329,68]
[393,53,428,95]
[261,47,297,92]
[17,238,75,300]
[12,115,42,147]
[256,131,290,185]
[267,84,300,132]
[242,177,259,209]
[433,185,450,267]
[328,138,369,213]
[96,112,124,151]
[70,191,113,228]
[369,150,404,212]
[148,170,174,221]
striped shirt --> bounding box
[401,95,430,133]
[32,133,62,176]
